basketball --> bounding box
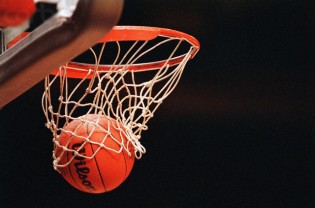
[54,114,135,194]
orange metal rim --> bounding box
[10,26,200,78]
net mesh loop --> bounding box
[41,26,199,170]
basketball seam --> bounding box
[89,122,107,193]
[122,150,129,180]
[66,147,82,191]
[98,120,126,189]
[87,119,107,192]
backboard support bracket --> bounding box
[0,0,124,109]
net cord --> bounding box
[42,33,197,168]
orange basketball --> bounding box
[54,114,135,194]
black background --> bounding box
[0,0,314,207]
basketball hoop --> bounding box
[41,26,200,170]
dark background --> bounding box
[0,0,314,207]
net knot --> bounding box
[157,98,163,104]
[85,88,91,93]
[143,81,152,88]
[45,120,56,129]
[48,106,53,112]
[133,139,146,159]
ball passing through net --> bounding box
[42,26,200,172]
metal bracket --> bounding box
[0,0,124,108]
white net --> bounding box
[42,26,199,170]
